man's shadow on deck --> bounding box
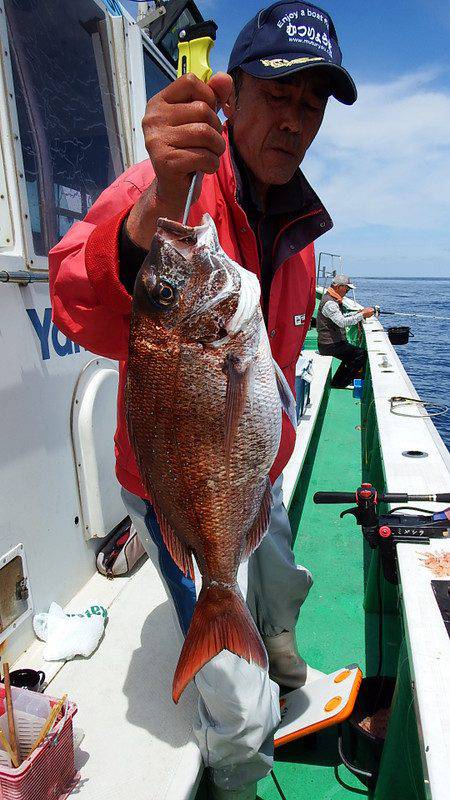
[123,599,199,749]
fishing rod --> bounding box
[374,306,450,322]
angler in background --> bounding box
[49,2,358,798]
[317,275,374,388]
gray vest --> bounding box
[317,291,347,350]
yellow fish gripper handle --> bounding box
[177,20,217,81]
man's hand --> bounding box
[126,72,233,250]
[143,72,232,206]
[362,307,375,319]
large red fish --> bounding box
[126,214,295,702]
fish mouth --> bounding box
[156,218,199,258]
[157,218,198,243]
[157,216,218,259]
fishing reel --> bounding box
[313,484,450,583]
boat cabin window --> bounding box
[143,48,171,99]
[4,0,123,258]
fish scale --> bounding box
[126,213,290,702]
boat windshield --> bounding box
[4,0,124,257]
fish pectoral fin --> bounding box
[273,358,297,431]
[242,479,273,560]
[223,353,252,464]
[156,507,194,580]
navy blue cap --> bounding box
[228,1,357,105]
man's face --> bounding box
[228,70,330,187]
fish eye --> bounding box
[151,280,178,309]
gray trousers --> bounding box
[122,476,312,789]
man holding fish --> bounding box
[50,2,357,798]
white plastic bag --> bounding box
[33,601,107,661]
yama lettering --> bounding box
[27,307,83,360]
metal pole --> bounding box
[0,270,49,285]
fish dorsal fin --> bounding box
[242,479,273,560]
[273,358,297,431]
[223,353,251,465]
[154,505,194,581]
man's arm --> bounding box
[49,72,233,358]
[322,300,373,328]
[49,176,143,361]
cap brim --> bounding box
[240,56,357,105]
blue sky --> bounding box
[122,1,450,277]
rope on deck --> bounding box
[389,396,448,418]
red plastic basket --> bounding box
[0,689,78,800]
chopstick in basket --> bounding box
[0,728,20,768]
[26,693,67,759]
[3,664,20,767]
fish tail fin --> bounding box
[172,583,268,703]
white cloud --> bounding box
[303,67,450,236]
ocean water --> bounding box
[352,277,450,450]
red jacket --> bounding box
[49,127,331,498]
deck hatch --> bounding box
[0,544,33,645]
